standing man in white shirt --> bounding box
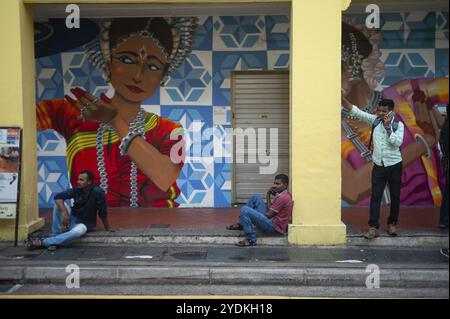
[342,92,405,239]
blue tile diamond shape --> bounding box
[37,130,67,156]
[381,50,435,87]
[37,157,70,208]
[379,12,436,49]
[62,50,109,96]
[266,15,290,50]
[162,51,212,105]
[35,54,64,102]
[176,158,214,207]
[161,106,213,158]
[212,51,267,105]
[213,16,267,51]
[436,48,449,77]
[193,16,213,51]
[214,162,231,207]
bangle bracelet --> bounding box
[415,134,431,159]
[119,129,142,156]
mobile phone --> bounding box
[384,111,393,121]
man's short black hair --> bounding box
[378,99,395,111]
[79,170,94,182]
[275,174,289,185]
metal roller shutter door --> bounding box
[232,72,290,204]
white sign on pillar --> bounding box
[0,127,21,219]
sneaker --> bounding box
[440,248,449,258]
[387,224,397,237]
[364,227,379,240]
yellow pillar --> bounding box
[0,0,44,241]
[288,0,350,245]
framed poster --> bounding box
[0,127,21,220]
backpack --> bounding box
[368,117,400,151]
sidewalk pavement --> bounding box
[0,230,448,298]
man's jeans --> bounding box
[369,162,403,229]
[42,203,88,248]
[239,195,277,243]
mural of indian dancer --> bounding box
[36,17,198,208]
[35,11,448,210]
[341,16,449,207]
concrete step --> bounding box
[24,228,450,248]
[2,283,448,298]
[1,244,447,292]
[0,263,448,289]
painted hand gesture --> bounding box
[65,87,118,124]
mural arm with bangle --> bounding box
[66,78,182,194]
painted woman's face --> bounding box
[110,36,167,102]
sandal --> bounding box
[226,223,243,230]
[235,239,256,247]
[25,237,43,251]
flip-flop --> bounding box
[25,238,43,251]
[226,224,243,230]
[235,239,256,247]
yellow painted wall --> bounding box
[288,0,347,244]
[0,0,44,240]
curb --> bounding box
[0,265,448,288]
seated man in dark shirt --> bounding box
[26,170,112,250]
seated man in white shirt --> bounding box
[342,92,405,239]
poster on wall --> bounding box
[0,127,21,219]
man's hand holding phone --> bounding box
[384,111,393,126]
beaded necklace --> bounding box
[96,107,146,208]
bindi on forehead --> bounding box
[139,44,148,61]
[117,37,165,59]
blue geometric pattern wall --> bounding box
[35,11,448,208]
[345,11,449,89]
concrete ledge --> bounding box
[305,268,402,287]
[3,284,448,298]
[0,267,23,281]
[117,267,211,284]
[400,269,450,288]
[210,268,306,285]
[347,236,449,248]
[12,227,448,247]
[75,235,288,246]
[24,267,117,283]
[1,265,447,288]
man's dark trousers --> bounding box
[369,162,403,229]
